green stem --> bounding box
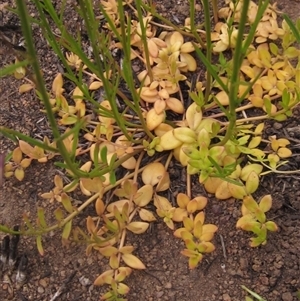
[242,0,270,54]
[202,0,213,105]
[16,0,86,177]
[217,0,251,146]
[116,0,155,140]
[135,0,153,81]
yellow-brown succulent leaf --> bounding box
[165,97,185,113]
[126,221,149,234]
[245,171,260,194]
[173,127,197,144]
[182,216,194,232]
[94,269,114,286]
[258,194,272,213]
[139,208,156,222]
[215,180,232,200]
[95,198,105,216]
[176,193,190,209]
[186,102,203,131]
[158,130,182,150]
[200,224,218,242]
[142,162,166,186]
[146,108,165,130]
[203,177,223,194]
[134,184,153,207]
[172,208,188,222]
[227,182,247,200]
[186,199,199,214]
[107,199,134,214]
[14,167,25,181]
[277,147,292,158]
[122,254,146,270]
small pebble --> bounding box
[79,276,91,286]
[239,258,248,270]
[37,286,45,294]
[39,278,48,288]
[282,292,293,301]
[77,259,84,265]
[273,122,283,130]
[195,4,201,11]
[223,293,231,301]
[156,291,164,298]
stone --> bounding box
[223,293,231,300]
[281,292,293,301]
[37,286,45,294]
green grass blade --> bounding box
[283,14,300,43]
[0,60,29,77]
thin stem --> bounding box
[186,173,191,199]
[216,0,250,146]
[16,0,85,177]
[133,151,145,183]
[202,0,213,105]
[211,0,219,24]
[1,156,166,236]
[135,0,153,81]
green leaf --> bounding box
[189,159,203,170]
[219,52,227,67]
[274,114,287,121]
[242,285,267,301]
[256,211,266,224]
[36,235,44,256]
[23,213,34,231]
[185,239,197,250]
[100,145,108,164]
[240,220,261,232]
[0,127,57,152]
[208,156,223,174]
[102,215,118,233]
[281,89,290,107]
[62,220,72,245]
[54,208,64,223]
[0,225,17,234]
[63,179,79,192]
[269,43,278,56]
[37,207,47,228]
[264,98,272,116]
[259,195,272,212]
[257,226,267,240]
[265,221,278,232]
[183,216,194,232]
[109,153,118,169]
[0,60,29,78]
[283,14,300,43]
[250,236,265,247]
[243,196,259,213]
[109,171,116,185]
[61,193,74,213]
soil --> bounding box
[1,1,300,301]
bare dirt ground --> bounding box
[1,1,300,301]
